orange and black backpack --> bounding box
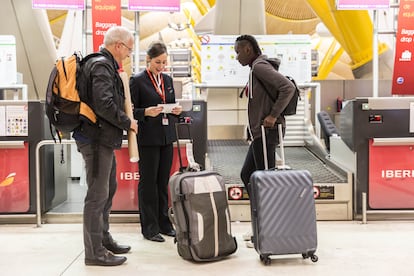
[45,52,104,139]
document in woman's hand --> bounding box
[157,103,179,113]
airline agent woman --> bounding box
[130,41,182,242]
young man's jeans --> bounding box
[240,136,276,196]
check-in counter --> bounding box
[0,100,63,214]
[340,97,414,219]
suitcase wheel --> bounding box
[302,252,318,263]
[259,254,271,266]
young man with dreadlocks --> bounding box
[234,34,296,247]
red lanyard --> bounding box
[146,69,165,103]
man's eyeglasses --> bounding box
[120,42,133,53]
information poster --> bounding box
[128,0,180,11]
[5,105,28,136]
[0,104,28,137]
[391,0,414,95]
[0,36,17,85]
[200,35,312,86]
[0,106,5,136]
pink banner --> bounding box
[128,0,180,12]
[391,0,414,95]
[336,0,390,10]
[32,0,85,10]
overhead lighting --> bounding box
[168,22,190,31]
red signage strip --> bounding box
[391,0,414,95]
[92,0,121,53]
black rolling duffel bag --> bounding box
[168,123,237,262]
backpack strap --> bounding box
[49,121,61,144]
[251,60,277,102]
[78,53,108,178]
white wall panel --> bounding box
[0,0,56,100]
[208,110,238,125]
[207,88,239,110]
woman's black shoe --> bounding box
[145,233,165,242]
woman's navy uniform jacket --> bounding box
[130,70,179,146]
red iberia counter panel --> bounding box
[369,139,414,209]
[112,144,188,211]
[0,142,29,212]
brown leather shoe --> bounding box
[85,251,127,266]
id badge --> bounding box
[162,115,169,125]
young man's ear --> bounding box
[245,45,252,55]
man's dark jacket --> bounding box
[74,48,131,148]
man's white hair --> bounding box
[103,26,133,46]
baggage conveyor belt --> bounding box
[207,140,353,221]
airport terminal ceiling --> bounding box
[45,0,395,80]
[46,0,320,38]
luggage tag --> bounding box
[162,114,169,125]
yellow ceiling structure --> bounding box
[264,0,320,35]
[47,0,320,41]
[266,0,317,20]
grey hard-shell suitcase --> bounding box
[168,123,237,262]
[249,125,318,265]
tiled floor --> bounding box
[4,143,411,275]
[1,220,414,276]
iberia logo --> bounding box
[0,173,16,187]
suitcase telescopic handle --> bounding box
[277,124,287,168]
[261,125,269,170]
[175,122,192,172]
[261,124,289,170]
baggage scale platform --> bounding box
[207,139,353,221]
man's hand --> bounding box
[130,119,138,133]
[263,115,277,128]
